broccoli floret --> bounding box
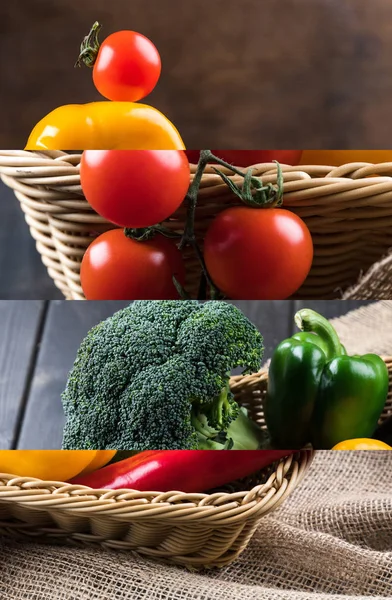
[62,301,265,450]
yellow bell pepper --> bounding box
[300,150,392,167]
[79,450,116,474]
[332,438,392,450]
[25,102,185,150]
[0,450,115,481]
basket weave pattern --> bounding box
[1,359,391,569]
[0,369,316,569]
[0,450,312,568]
[1,150,392,299]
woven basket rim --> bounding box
[0,450,313,523]
[4,149,392,180]
[3,150,392,301]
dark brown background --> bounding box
[1,0,392,148]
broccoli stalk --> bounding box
[192,383,267,450]
[225,407,270,449]
[192,380,237,432]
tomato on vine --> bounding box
[81,229,185,300]
[204,206,313,300]
[80,149,190,228]
[76,22,161,102]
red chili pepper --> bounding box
[69,450,295,492]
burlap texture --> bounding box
[330,300,392,356]
[1,301,392,599]
[343,252,392,300]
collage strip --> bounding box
[1,2,392,599]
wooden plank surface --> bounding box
[2,0,392,148]
[17,301,130,449]
[0,182,62,300]
[233,301,293,361]
[0,300,46,449]
[11,299,369,449]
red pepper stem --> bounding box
[294,309,344,360]
[75,21,102,68]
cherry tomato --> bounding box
[80,150,190,228]
[93,30,161,102]
[81,229,185,300]
[185,150,302,167]
[204,207,313,300]
[300,150,392,166]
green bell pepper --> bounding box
[264,309,389,449]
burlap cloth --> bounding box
[343,252,392,300]
[1,301,392,600]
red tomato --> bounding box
[81,229,185,300]
[80,150,190,228]
[185,150,302,167]
[93,30,161,102]
[204,207,313,300]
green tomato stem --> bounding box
[179,150,210,250]
[172,276,191,300]
[179,150,222,298]
[124,225,181,242]
[75,21,102,68]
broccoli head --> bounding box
[62,300,264,450]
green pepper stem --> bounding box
[294,309,344,360]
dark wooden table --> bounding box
[2,0,392,148]
[0,181,62,300]
[0,299,372,449]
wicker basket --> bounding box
[0,450,313,569]
[1,150,392,300]
[1,359,392,569]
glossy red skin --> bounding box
[185,150,303,167]
[81,229,185,300]
[70,450,294,492]
[204,207,313,300]
[93,30,162,102]
[80,150,190,228]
